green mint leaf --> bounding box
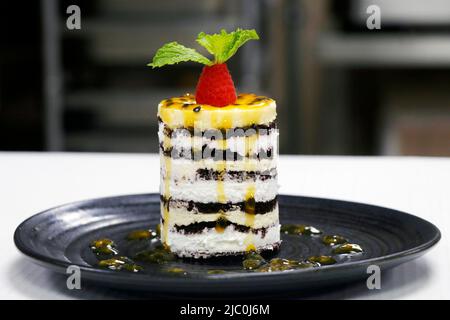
[148,42,212,68]
[196,28,259,64]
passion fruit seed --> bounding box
[243,258,265,270]
[166,267,186,274]
[332,243,363,254]
[322,235,348,246]
[242,251,266,270]
[266,265,291,272]
[244,252,265,261]
[270,258,296,266]
[207,270,226,275]
[271,258,312,269]
[253,257,317,272]
[90,238,119,256]
[254,266,271,272]
[281,224,322,236]
[256,260,294,272]
[134,246,176,264]
[98,256,142,272]
[308,255,337,266]
[126,229,158,241]
[297,261,317,269]
[122,263,143,273]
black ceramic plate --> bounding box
[14,194,440,296]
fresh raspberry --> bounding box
[195,63,237,107]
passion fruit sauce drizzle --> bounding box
[90,238,119,256]
[281,224,322,236]
[89,224,363,274]
[98,257,143,273]
[126,229,159,241]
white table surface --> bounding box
[0,152,448,299]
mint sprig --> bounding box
[148,29,259,68]
[148,42,211,68]
[197,29,259,64]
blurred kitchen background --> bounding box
[2,0,450,156]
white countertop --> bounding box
[0,152,448,299]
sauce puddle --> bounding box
[89,224,364,275]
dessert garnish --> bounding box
[243,252,266,270]
[133,244,176,264]
[307,256,337,266]
[207,269,226,275]
[166,267,187,275]
[281,224,322,236]
[98,256,143,273]
[90,238,118,256]
[332,243,363,254]
[126,228,158,241]
[149,28,259,106]
[322,235,348,246]
[89,224,363,274]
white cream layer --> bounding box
[164,224,281,258]
[160,178,278,203]
[162,205,279,229]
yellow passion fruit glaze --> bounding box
[158,93,276,130]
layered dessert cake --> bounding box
[150,29,280,258]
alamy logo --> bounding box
[66,5,81,30]
[366,5,381,30]
[366,265,381,289]
[66,265,81,290]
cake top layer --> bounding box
[158,93,276,129]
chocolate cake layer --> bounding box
[196,168,277,182]
[161,196,278,215]
[160,144,274,161]
[172,220,270,238]
[159,118,277,138]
